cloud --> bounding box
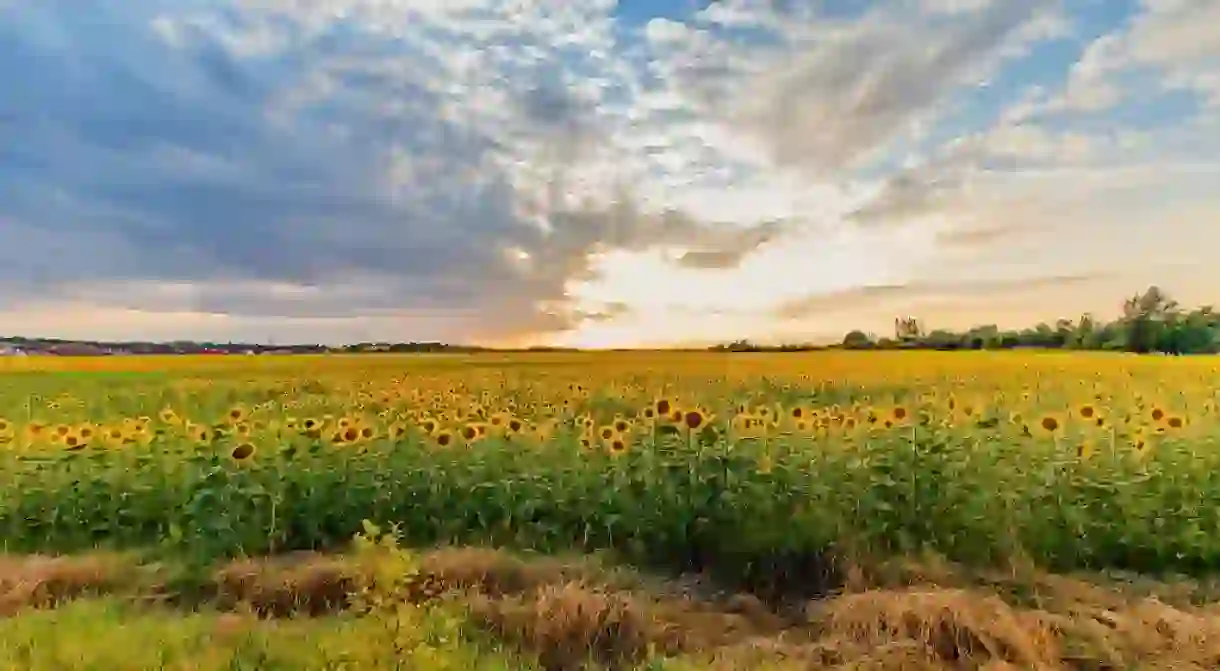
[672,220,786,269]
[1029,0,1220,117]
[933,223,1035,249]
[3,0,1217,347]
[773,272,1110,321]
[839,1,1220,239]
[691,0,1064,174]
[0,0,792,344]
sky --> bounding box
[1,0,1218,348]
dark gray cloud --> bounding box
[0,0,783,342]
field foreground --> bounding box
[2,350,1220,668]
[8,538,1220,670]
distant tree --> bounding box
[842,330,874,349]
[834,286,1218,356]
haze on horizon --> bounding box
[1,0,1218,349]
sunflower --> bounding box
[190,423,214,445]
[22,421,47,444]
[63,430,86,451]
[1074,403,1098,422]
[225,405,248,425]
[432,429,455,448]
[231,442,256,462]
[606,435,629,457]
[1034,413,1065,438]
[889,405,911,424]
[299,419,323,439]
[418,417,439,435]
[682,408,708,432]
[488,412,512,435]
[101,424,126,446]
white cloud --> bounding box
[1033,0,1220,116]
[644,17,689,45]
[982,124,1096,162]
[659,0,1065,175]
[922,0,996,15]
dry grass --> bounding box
[813,587,1059,667]
[212,551,356,617]
[5,548,1220,669]
[0,553,142,616]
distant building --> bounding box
[0,344,25,356]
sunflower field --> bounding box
[2,350,1220,589]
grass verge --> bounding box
[4,539,1220,669]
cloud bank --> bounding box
[1,0,1218,346]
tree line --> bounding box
[712,286,1220,355]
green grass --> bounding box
[0,599,535,671]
